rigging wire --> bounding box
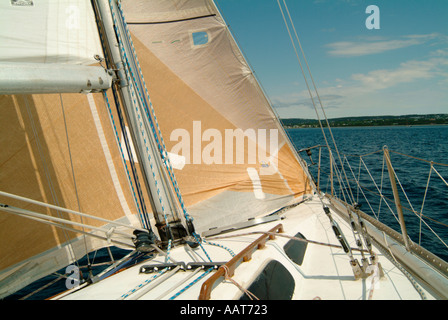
[206,230,369,253]
[0,190,146,232]
[109,0,176,240]
[114,0,196,234]
[313,145,448,249]
[93,0,152,231]
[276,1,388,275]
[111,0,214,263]
[0,204,135,249]
[94,0,152,231]
[59,94,92,277]
[22,95,79,268]
[279,0,448,257]
[277,0,357,207]
[109,85,153,231]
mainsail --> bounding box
[0,0,312,298]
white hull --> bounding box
[57,195,444,300]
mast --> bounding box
[93,0,194,247]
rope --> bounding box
[111,1,217,263]
[0,191,144,233]
[96,4,151,230]
[22,96,79,265]
[384,152,448,248]
[165,239,172,263]
[277,0,357,209]
[193,233,213,262]
[60,93,92,270]
[390,150,448,167]
[119,267,169,300]
[110,5,173,235]
[222,265,259,300]
[206,231,369,253]
[202,239,236,257]
[309,145,448,248]
[103,91,149,229]
[114,0,193,226]
[168,267,214,300]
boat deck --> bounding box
[58,196,436,300]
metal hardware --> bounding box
[198,224,284,300]
[384,147,411,251]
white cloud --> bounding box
[326,33,444,57]
[273,94,344,110]
[272,53,448,118]
[351,56,447,90]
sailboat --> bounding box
[1,0,447,301]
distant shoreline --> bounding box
[280,113,448,129]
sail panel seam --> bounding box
[127,14,216,25]
[86,93,136,224]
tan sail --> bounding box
[120,0,312,232]
[0,1,146,297]
[0,91,142,296]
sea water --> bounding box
[287,125,448,262]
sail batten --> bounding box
[122,0,217,24]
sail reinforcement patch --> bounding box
[191,31,209,47]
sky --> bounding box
[214,0,448,119]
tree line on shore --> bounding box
[281,114,448,128]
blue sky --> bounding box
[214,0,448,119]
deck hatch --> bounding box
[283,232,308,266]
[240,260,295,300]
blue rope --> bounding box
[168,267,214,300]
[110,2,216,266]
[110,3,171,231]
[114,0,193,224]
[120,267,168,300]
[193,233,213,262]
[97,10,150,230]
[103,92,147,228]
[202,239,236,257]
[165,239,172,263]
